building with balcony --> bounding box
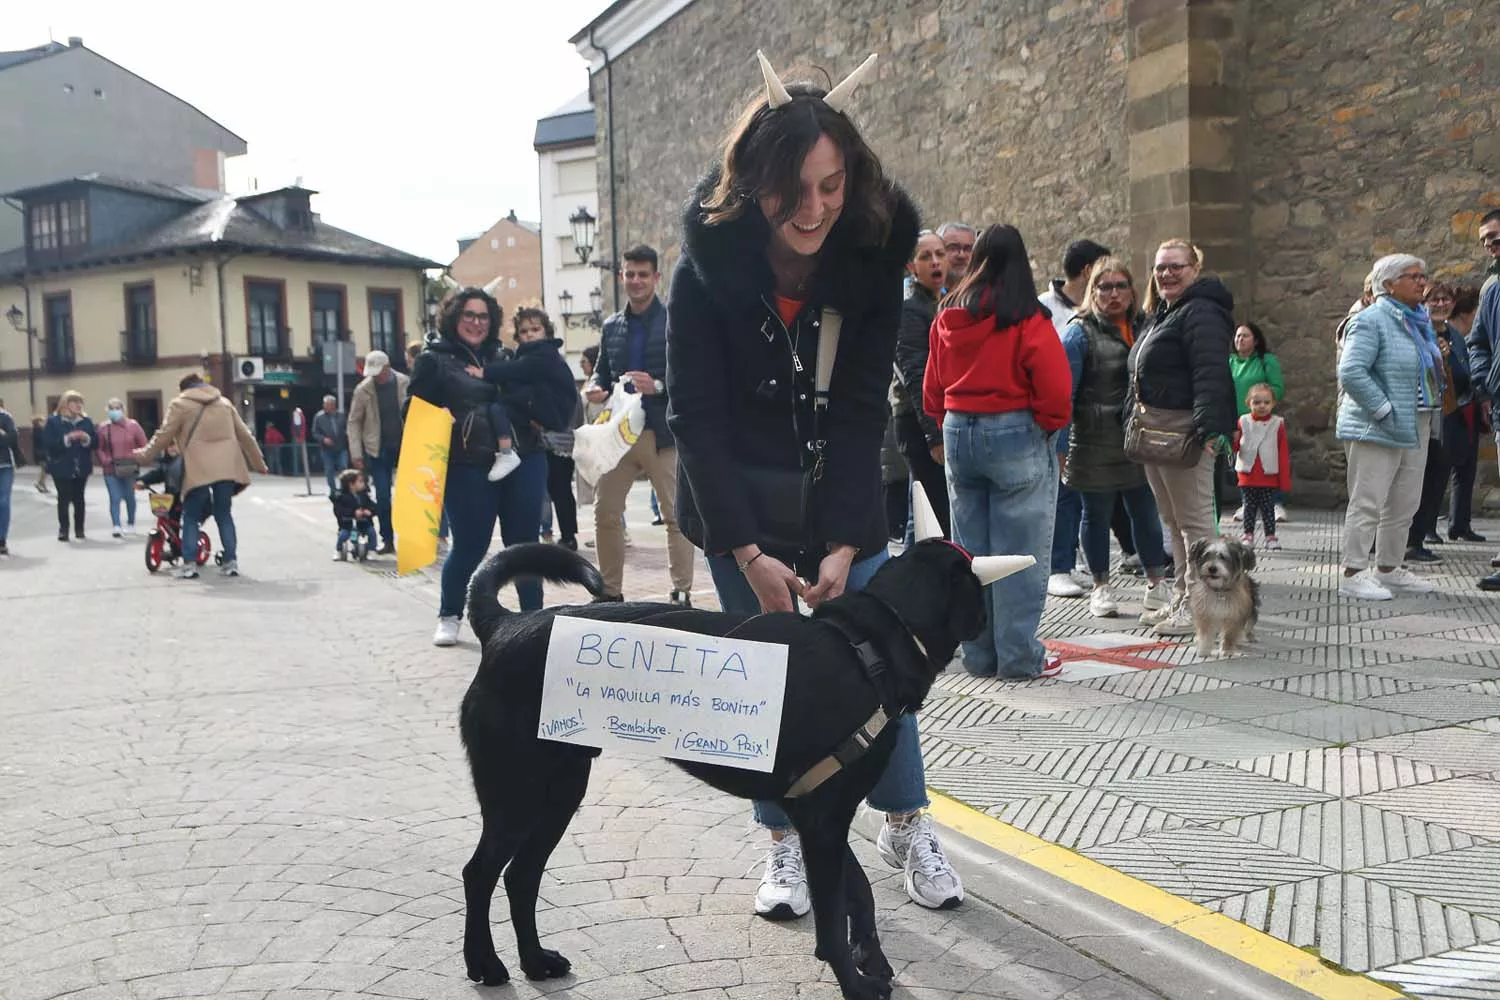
[0,175,437,446]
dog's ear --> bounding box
[1240,542,1256,572]
[1188,538,1210,565]
[947,559,987,642]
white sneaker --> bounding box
[175,567,199,580]
[1152,600,1196,637]
[112,527,123,539]
[1375,567,1436,595]
[1119,553,1143,575]
[487,449,522,482]
[754,833,810,920]
[1340,570,1393,600]
[1142,580,1173,612]
[433,616,462,646]
[1089,586,1119,618]
[881,814,963,909]
[333,548,348,562]
[1274,504,1290,524]
[219,560,238,577]
[1047,573,1085,598]
[1231,506,1245,522]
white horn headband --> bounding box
[824,53,878,113]
[756,50,792,109]
[756,50,878,114]
[911,481,944,542]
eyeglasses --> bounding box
[460,310,489,322]
[1398,272,1428,283]
[1152,262,1191,276]
[1096,281,1131,293]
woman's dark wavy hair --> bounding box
[1240,321,1270,357]
[512,306,555,341]
[940,224,1041,329]
[438,288,502,343]
[700,82,894,246]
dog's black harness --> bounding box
[784,602,914,798]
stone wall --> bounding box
[590,0,1131,307]
[1241,2,1500,503]
[588,0,1500,499]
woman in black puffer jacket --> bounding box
[410,289,558,644]
[1128,239,1237,638]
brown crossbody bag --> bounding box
[1122,324,1201,468]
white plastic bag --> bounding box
[572,383,645,487]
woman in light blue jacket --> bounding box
[1336,254,1443,600]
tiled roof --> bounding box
[0,190,441,279]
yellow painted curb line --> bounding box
[927,791,1406,1000]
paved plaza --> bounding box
[5,475,1500,999]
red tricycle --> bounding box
[143,487,222,573]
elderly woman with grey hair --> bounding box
[1336,253,1444,600]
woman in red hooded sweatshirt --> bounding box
[923,223,1073,679]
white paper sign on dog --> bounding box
[538,616,789,772]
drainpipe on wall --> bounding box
[2,195,37,413]
[589,26,622,313]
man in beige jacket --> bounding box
[346,350,409,554]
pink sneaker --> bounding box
[1265,536,1281,551]
[1241,532,1255,546]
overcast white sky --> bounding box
[3,0,612,264]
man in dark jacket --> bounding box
[891,230,950,538]
[311,395,347,496]
[0,398,24,555]
[585,244,694,603]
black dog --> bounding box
[458,540,998,1000]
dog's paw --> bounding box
[852,939,895,982]
[1215,646,1233,659]
[1194,643,1214,659]
[521,948,572,981]
[465,949,510,987]
[840,971,895,1000]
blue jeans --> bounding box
[0,465,12,542]
[1052,480,1081,573]
[439,453,549,617]
[945,411,1057,678]
[707,548,931,828]
[337,521,378,549]
[103,473,138,529]
[366,451,396,546]
[1080,485,1167,580]
[321,447,346,495]
[182,481,237,564]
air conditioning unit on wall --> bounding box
[234,356,265,383]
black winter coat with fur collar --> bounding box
[666,169,919,571]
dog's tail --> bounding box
[466,542,606,645]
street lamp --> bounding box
[558,290,574,316]
[5,303,38,412]
[589,287,603,319]
[569,206,596,265]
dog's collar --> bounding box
[785,707,889,798]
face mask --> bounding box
[108,409,124,422]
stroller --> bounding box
[139,468,222,573]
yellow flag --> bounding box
[394,396,454,575]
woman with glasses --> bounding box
[1337,255,1442,600]
[1061,257,1172,619]
[1129,239,1237,638]
[411,289,552,645]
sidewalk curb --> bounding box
[854,793,1410,1000]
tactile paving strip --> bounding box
[1130,721,1328,762]
[1081,827,1334,902]
[1101,764,1335,822]
[1375,943,1500,999]
[1227,747,1460,797]
[1214,800,1485,870]
[1356,777,1500,840]
[1257,670,1439,701]
[1250,704,1447,742]
[1354,689,1500,725]
[1357,844,1500,921]
[983,787,1194,851]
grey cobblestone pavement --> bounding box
[1,477,1174,1000]
[945,508,1500,999]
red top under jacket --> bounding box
[922,307,1072,431]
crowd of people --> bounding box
[6,48,1500,945]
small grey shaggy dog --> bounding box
[1187,537,1260,658]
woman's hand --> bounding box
[465,365,484,378]
[736,547,804,613]
[803,544,858,609]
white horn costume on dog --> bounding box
[911,483,1033,586]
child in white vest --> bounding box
[1234,383,1292,550]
